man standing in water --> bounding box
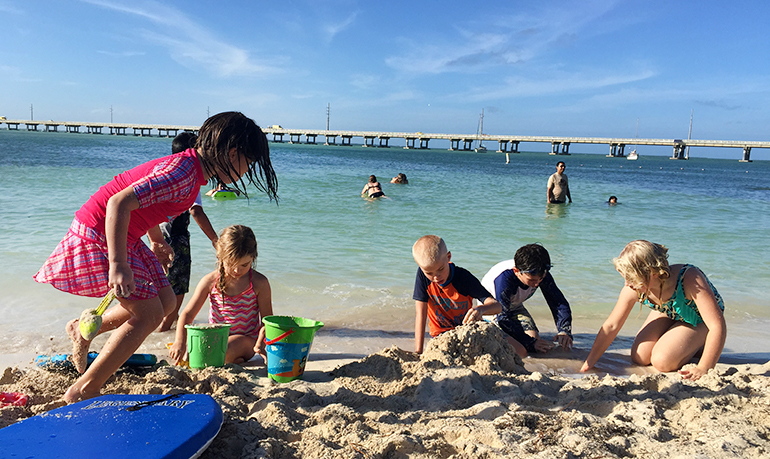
[547,161,572,204]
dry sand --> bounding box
[2,322,769,458]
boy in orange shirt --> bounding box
[412,235,503,353]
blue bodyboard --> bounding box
[0,393,222,459]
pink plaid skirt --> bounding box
[34,219,169,299]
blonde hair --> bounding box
[613,240,670,302]
[215,225,258,292]
[412,235,448,267]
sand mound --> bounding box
[2,323,770,458]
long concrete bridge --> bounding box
[1,118,767,162]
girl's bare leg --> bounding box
[631,310,673,366]
[649,322,708,372]
[225,335,257,364]
[63,295,166,403]
[64,286,176,374]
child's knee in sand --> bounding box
[226,334,258,364]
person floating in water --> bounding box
[362,175,385,198]
[608,196,618,206]
[391,173,408,184]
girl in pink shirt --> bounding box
[169,225,273,365]
[34,112,278,402]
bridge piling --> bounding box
[670,141,687,160]
[740,146,752,162]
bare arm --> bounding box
[463,297,502,324]
[253,270,273,360]
[190,205,218,246]
[146,225,174,269]
[169,272,215,363]
[414,301,428,354]
[581,286,637,372]
[105,187,140,298]
[679,269,727,380]
[546,177,554,203]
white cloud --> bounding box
[80,0,282,77]
[96,50,146,58]
[466,68,658,101]
[385,1,620,75]
[323,11,358,43]
[0,1,24,14]
[0,65,42,83]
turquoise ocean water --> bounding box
[1,129,769,368]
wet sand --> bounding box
[2,322,769,458]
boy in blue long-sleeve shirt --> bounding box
[481,243,573,356]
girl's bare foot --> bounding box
[66,319,91,373]
[63,381,100,403]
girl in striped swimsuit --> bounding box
[170,225,273,365]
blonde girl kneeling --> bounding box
[170,225,273,365]
[581,240,726,380]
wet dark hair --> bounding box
[196,111,278,201]
[369,175,377,183]
[514,243,551,275]
[172,131,197,154]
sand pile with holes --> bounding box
[2,321,769,458]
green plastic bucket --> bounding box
[185,324,231,369]
[262,316,324,383]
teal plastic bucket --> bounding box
[262,316,323,383]
[185,324,231,369]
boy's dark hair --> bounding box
[369,175,377,182]
[196,111,278,201]
[172,131,197,154]
[514,243,551,275]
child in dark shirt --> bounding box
[481,243,573,357]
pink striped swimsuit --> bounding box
[208,271,261,339]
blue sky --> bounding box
[1,0,769,158]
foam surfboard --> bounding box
[0,393,222,459]
[34,352,157,371]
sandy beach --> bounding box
[2,322,769,458]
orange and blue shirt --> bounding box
[413,263,493,337]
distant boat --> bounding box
[627,118,639,160]
[475,109,487,152]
